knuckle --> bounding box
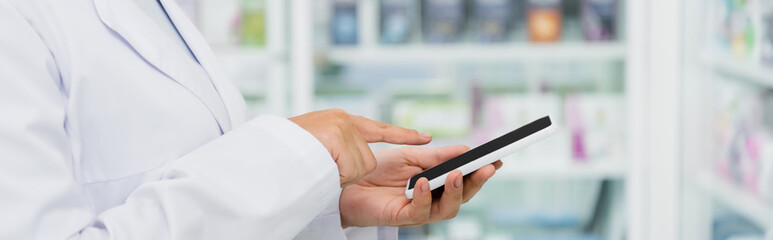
[321,130,342,146]
[364,159,377,173]
[352,166,364,180]
[333,118,348,129]
[410,129,419,135]
[329,109,348,118]
[339,171,352,182]
[376,121,389,129]
[325,124,345,137]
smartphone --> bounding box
[405,115,558,199]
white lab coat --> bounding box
[0,0,395,239]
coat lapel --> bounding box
[92,0,243,132]
[159,0,247,127]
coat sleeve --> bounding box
[0,2,340,239]
[293,185,398,240]
[344,226,399,239]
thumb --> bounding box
[401,178,432,226]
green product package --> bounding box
[241,0,266,47]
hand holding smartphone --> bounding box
[405,116,557,199]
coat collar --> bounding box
[92,0,246,132]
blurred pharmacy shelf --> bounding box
[695,172,773,229]
[321,43,627,64]
[198,0,651,238]
[701,53,773,88]
[496,160,627,180]
[680,0,773,237]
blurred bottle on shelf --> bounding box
[380,0,415,44]
[712,80,773,204]
[422,0,465,43]
[331,0,359,45]
[762,5,773,66]
[566,94,625,163]
[580,0,617,41]
[527,0,562,42]
[710,0,757,60]
[472,0,514,43]
[729,1,756,60]
[566,95,588,162]
[240,0,266,47]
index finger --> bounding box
[350,115,432,145]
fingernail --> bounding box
[421,180,430,193]
[454,174,462,189]
[420,132,432,139]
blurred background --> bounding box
[176,0,773,239]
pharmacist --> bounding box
[0,0,501,239]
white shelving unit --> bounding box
[701,53,773,88]
[322,43,627,64]
[682,0,773,238]
[686,51,773,234]
[695,173,773,230]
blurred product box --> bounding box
[710,0,757,59]
[713,80,773,203]
[331,0,359,45]
[472,0,513,43]
[422,0,465,43]
[565,94,626,163]
[527,0,562,42]
[392,99,470,138]
[240,0,266,47]
[580,0,617,41]
[380,0,415,44]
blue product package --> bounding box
[331,0,358,45]
[473,0,513,43]
[381,0,414,44]
[422,0,465,43]
[580,0,617,41]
